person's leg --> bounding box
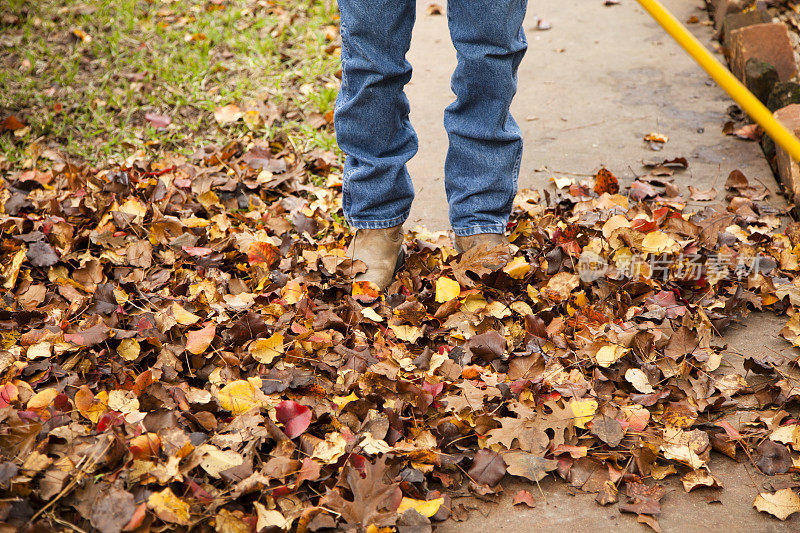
[444,0,528,237]
[335,0,417,230]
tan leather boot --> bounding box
[348,226,405,291]
[453,233,511,269]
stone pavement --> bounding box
[399,0,799,530]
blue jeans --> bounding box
[335,0,528,236]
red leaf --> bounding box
[0,383,18,408]
[122,502,148,531]
[275,400,312,438]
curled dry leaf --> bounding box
[754,488,800,520]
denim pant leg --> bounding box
[444,0,528,236]
[335,0,418,229]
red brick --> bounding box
[711,0,743,29]
[721,11,771,52]
[773,104,800,200]
[730,23,798,83]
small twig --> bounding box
[47,513,90,533]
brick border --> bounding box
[705,1,800,202]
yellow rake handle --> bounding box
[636,0,800,162]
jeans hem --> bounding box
[346,213,408,229]
[452,224,506,237]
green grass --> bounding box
[0,0,342,166]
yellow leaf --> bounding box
[254,502,288,531]
[389,323,423,343]
[461,293,487,313]
[26,341,52,360]
[243,109,262,129]
[625,368,654,393]
[595,345,628,368]
[27,388,58,411]
[602,214,630,239]
[117,338,141,361]
[510,300,533,315]
[117,198,147,219]
[282,279,304,305]
[550,176,573,189]
[359,434,392,455]
[754,488,800,520]
[332,392,359,411]
[148,487,191,525]
[108,390,140,414]
[644,132,668,143]
[2,247,26,289]
[569,398,598,429]
[397,497,444,517]
[172,302,201,325]
[641,230,678,254]
[502,256,530,279]
[312,432,347,463]
[484,301,511,319]
[545,272,580,301]
[183,216,210,228]
[217,379,260,415]
[74,388,108,424]
[435,277,461,303]
[196,444,244,477]
[771,424,800,451]
[361,307,384,322]
[249,333,284,365]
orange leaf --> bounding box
[1,115,25,131]
[593,167,619,195]
[130,432,161,459]
[186,323,216,354]
[352,280,381,303]
[247,242,279,267]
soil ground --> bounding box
[403,0,797,530]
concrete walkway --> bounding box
[401,0,798,531]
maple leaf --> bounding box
[451,245,509,286]
[503,451,558,482]
[322,456,402,528]
[485,401,550,454]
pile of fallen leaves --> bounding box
[2,137,800,532]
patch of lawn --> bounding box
[0,0,342,167]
